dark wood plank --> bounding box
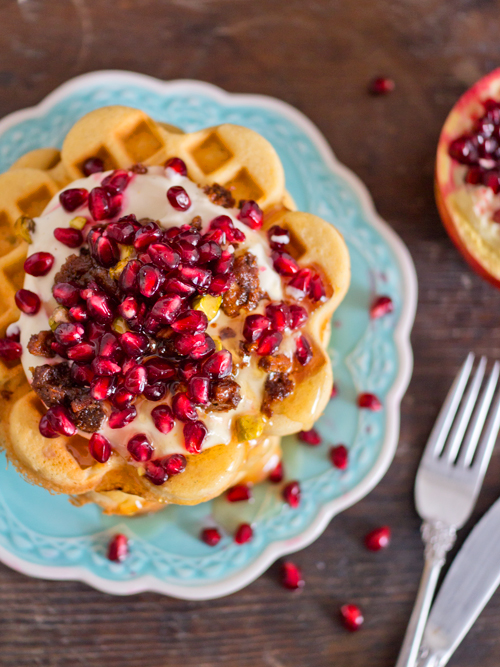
[1,0,500,665]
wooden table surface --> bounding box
[2,1,500,665]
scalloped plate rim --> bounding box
[0,70,417,599]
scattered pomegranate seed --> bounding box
[71,362,94,386]
[163,453,187,475]
[15,289,40,315]
[183,420,207,453]
[0,338,22,361]
[238,200,263,229]
[124,365,147,395]
[243,314,271,342]
[268,225,290,247]
[269,460,284,483]
[92,235,120,268]
[257,331,282,356]
[287,268,312,300]
[54,322,85,347]
[295,335,312,365]
[266,303,291,332]
[102,169,131,194]
[167,185,191,211]
[330,444,349,470]
[69,305,88,322]
[88,187,111,221]
[365,526,391,551]
[39,414,58,438]
[89,433,112,463]
[44,405,76,437]
[151,405,175,434]
[172,392,198,422]
[226,484,252,502]
[282,481,301,508]
[331,383,338,399]
[82,156,104,176]
[358,393,382,411]
[340,604,364,631]
[59,188,88,212]
[143,382,167,402]
[144,358,176,383]
[309,274,326,302]
[280,561,304,590]
[151,294,185,325]
[91,357,121,376]
[203,349,232,378]
[369,76,395,95]
[127,433,153,462]
[53,282,80,307]
[67,342,95,362]
[289,304,308,329]
[87,293,113,324]
[370,295,394,319]
[104,219,136,244]
[201,527,221,546]
[298,429,322,445]
[145,460,169,486]
[188,375,210,405]
[5,323,20,341]
[234,523,253,545]
[90,375,115,401]
[165,156,187,175]
[24,252,54,277]
[273,251,299,276]
[199,240,222,264]
[171,309,208,334]
[112,386,134,409]
[108,406,137,429]
[107,533,129,562]
[54,227,83,248]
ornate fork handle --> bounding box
[395,520,457,667]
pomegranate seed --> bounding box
[24,252,54,277]
[201,527,221,546]
[45,406,76,436]
[209,215,244,244]
[122,358,138,375]
[370,296,394,319]
[226,484,252,502]
[177,228,200,245]
[108,405,137,429]
[67,342,95,362]
[89,433,112,463]
[54,227,83,248]
[127,433,153,462]
[0,338,22,361]
[144,358,176,382]
[82,157,104,176]
[203,349,232,378]
[358,392,382,410]
[39,415,58,438]
[104,220,135,244]
[330,444,349,470]
[119,332,148,357]
[87,293,113,323]
[331,383,338,398]
[280,561,304,590]
[289,304,308,329]
[143,382,167,401]
[134,221,162,250]
[214,249,234,274]
[15,289,40,315]
[145,460,168,486]
[209,274,233,295]
[118,296,139,320]
[295,335,312,365]
[269,460,284,483]
[69,305,88,322]
[234,523,253,544]
[119,260,142,293]
[124,365,147,395]
[98,333,120,360]
[369,76,395,95]
[238,200,263,230]
[171,310,208,334]
[90,375,116,400]
[50,341,68,358]
[265,303,291,332]
[88,187,112,221]
[172,392,197,421]
[59,188,88,212]
[164,277,196,297]
[71,362,93,385]
[243,314,270,342]
[183,420,207,453]
[163,453,187,475]
[188,376,210,405]
[287,268,312,300]
[176,332,208,357]
[309,274,326,302]
[150,294,184,324]
[54,322,85,347]
[365,526,391,551]
[178,360,200,382]
[282,481,301,508]
[167,185,191,211]
[198,241,222,264]
[257,331,282,356]
[102,169,131,194]
[298,428,322,445]
[53,283,80,308]
[449,136,479,165]
[178,265,211,289]
[340,604,364,631]
[273,251,299,276]
[165,156,187,175]
[149,243,180,271]
[92,235,120,268]
[151,405,174,434]
[190,335,216,360]
[107,533,128,562]
[91,357,120,376]
[5,323,20,341]
[465,166,484,185]
[138,264,162,298]
[112,386,134,409]
[268,225,290,246]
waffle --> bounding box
[0,106,350,515]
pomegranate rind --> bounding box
[436,67,500,288]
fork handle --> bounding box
[395,520,457,667]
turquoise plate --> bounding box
[0,71,416,598]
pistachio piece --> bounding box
[235,414,265,441]
[48,306,70,331]
[69,216,87,230]
[120,245,134,261]
[192,294,222,321]
[109,259,129,280]
[111,316,128,334]
[14,215,35,244]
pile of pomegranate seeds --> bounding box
[448,98,500,193]
[107,533,129,562]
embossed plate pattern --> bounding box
[0,71,417,598]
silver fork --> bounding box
[395,353,500,667]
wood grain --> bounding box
[1,0,500,665]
